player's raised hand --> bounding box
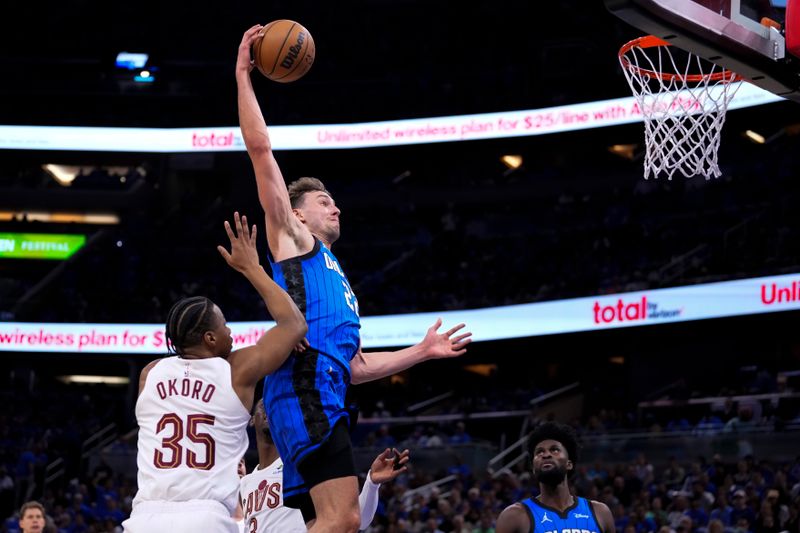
[369,448,410,484]
[237,24,264,74]
[420,318,472,360]
[218,212,260,274]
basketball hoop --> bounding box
[618,36,743,180]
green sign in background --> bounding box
[0,233,86,260]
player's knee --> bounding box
[317,504,359,532]
[338,509,361,533]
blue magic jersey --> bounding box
[263,238,362,499]
[267,238,361,372]
[521,497,602,533]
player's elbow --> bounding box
[293,320,308,344]
[349,356,370,385]
[247,141,273,159]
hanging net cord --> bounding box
[619,37,742,180]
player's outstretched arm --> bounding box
[235,25,311,259]
[349,318,472,385]
[219,213,307,398]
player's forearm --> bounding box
[358,473,381,529]
[242,265,306,336]
[350,344,426,385]
[236,71,272,154]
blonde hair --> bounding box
[20,500,45,518]
[287,177,330,208]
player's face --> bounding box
[19,509,45,533]
[237,457,246,478]
[296,192,341,244]
[253,400,273,441]
[210,305,233,355]
[532,439,572,487]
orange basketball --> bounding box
[252,20,315,83]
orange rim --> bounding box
[618,35,741,83]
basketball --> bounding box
[252,20,315,83]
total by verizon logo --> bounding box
[594,296,648,324]
[593,296,683,324]
[191,131,242,149]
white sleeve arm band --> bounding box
[358,471,381,530]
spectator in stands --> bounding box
[690,479,715,508]
[0,466,13,520]
[707,519,724,533]
[664,458,686,490]
[376,425,398,449]
[448,422,472,445]
[731,490,757,528]
[451,513,471,533]
[709,492,733,525]
[687,498,710,528]
[424,427,444,448]
[755,500,779,533]
[695,414,724,435]
[651,497,669,527]
[17,500,45,533]
[473,510,496,533]
[724,406,757,433]
[668,495,690,529]
[634,454,655,486]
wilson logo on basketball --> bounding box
[593,296,683,324]
[761,281,800,305]
[281,31,306,69]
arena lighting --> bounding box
[134,69,155,83]
[500,155,523,169]
[607,144,638,160]
[463,364,498,377]
[57,375,130,385]
[42,164,79,186]
[115,52,149,70]
[744,129,767,144]
[0,211,120,225]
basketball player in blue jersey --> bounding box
[496,422,616,533]
[236,26,472,533]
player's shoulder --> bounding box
[496,501,532,532]
[588,499,614,533]
[138,358,168,394]
[588,498,612,513]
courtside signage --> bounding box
[0,233,86,260]
[1,272,799,353]
[0,83,782,152]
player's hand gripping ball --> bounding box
[252,20,315,83]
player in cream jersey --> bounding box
[123,213,306,533]
[132,356,250,510]
[239,400,410,532]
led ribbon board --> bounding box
[0,84,782,152]
[0,233,86,260]
[1,271,799,353]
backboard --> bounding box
[605,0,800,102]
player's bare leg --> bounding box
[307,476,360,533]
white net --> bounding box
[619,36,742,180]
